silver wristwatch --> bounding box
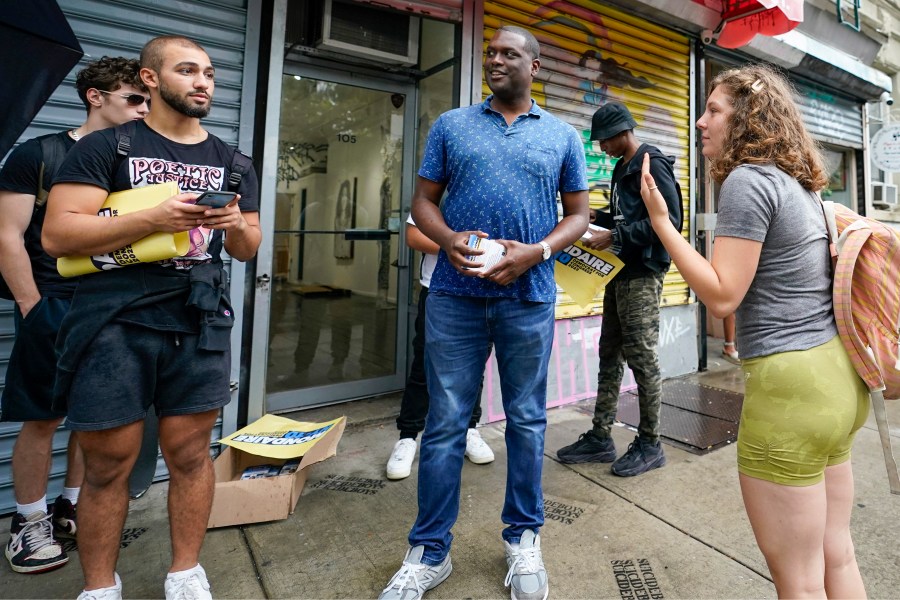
[539,241,552,261]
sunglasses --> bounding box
[98,89,150,107]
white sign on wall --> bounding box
[872,124,900,172]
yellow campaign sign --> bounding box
[219,414,344,460]
[554,241,624,307]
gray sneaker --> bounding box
[379,546,452,600]
[504,530,548,600]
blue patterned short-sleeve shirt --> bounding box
[420,96,588,302]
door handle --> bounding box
[343,229,391,241]
[257,273,271,291]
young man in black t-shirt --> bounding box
[44,36,261,600]
[0,56,148,575]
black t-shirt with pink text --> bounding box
[54,120,259,269]
[53,120,259,332]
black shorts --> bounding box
[65,322,231,431]
[1,297,70,422]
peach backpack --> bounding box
[822,200,900,495]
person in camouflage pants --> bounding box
[592,272,665,443]
[556,102,681,476]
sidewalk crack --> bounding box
[240,527,271,599]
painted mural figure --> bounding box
[0,57,149,576]
[557,101,682,477]
[42,35,262,600]
[379,26,589,600]
[642,64,868,599]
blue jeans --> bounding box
[409,293,555,564]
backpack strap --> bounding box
[208,147,252,263]
[88,121,137,197]
[35,134,71,209]
[818,198,839,270]
[228,149,252,192]
[114,121,136,158]
[871,390,900,495]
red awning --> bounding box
[716,0,804,48]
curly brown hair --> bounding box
[75,56,145,113]
[708,64,828,191]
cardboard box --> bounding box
[207,414,345,528]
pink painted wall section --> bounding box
[481,314,637,424]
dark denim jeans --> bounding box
[409,293,555,564]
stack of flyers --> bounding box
[239,465,280,480]
[279,460,301,475]
[464,235,506,273]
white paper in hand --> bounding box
[581,223,608,240]
[464,235,506,273]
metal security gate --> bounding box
[795,82,864,149]
[0,0,257,515]
[482,0,693,317]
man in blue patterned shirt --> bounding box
[380,25,588,600]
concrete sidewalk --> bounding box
[3,343,900,599]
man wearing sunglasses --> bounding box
[0,56,148,576]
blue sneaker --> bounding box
[379,546,452,600]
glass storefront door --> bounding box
[264,68,413,412]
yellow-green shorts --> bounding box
[738,335,870,486]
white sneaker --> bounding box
[77,573,123,600]
[465,428,495,464]
[722,342,740,364]
[386,438,418,480]
[379,546,452,600]
[504,530,548,600]
[165,564,212,600]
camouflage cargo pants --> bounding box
[592,271,665,443]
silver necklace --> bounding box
[70,129,80,141]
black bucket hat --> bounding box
[590,102,637,141]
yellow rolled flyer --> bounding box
[57,182,190,277]
[554,240,625,307]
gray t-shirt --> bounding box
[715,164,836,359]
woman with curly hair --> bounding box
[641,63,869,598]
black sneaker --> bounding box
[51,496,77,539]
[5,511,68,574]
[611,436,666,477]
[556,430,617,464]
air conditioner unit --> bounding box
[317,0,419,66]
[873,182,899,208]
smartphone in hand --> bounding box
[195,190,237,208]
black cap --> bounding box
[590,102,637,141]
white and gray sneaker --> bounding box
[504,530,548,600]
[77,573,123,600]
[164,563,212,600]
[379,545,452,600]
[465,428,495,464]
[386,438,418,480]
